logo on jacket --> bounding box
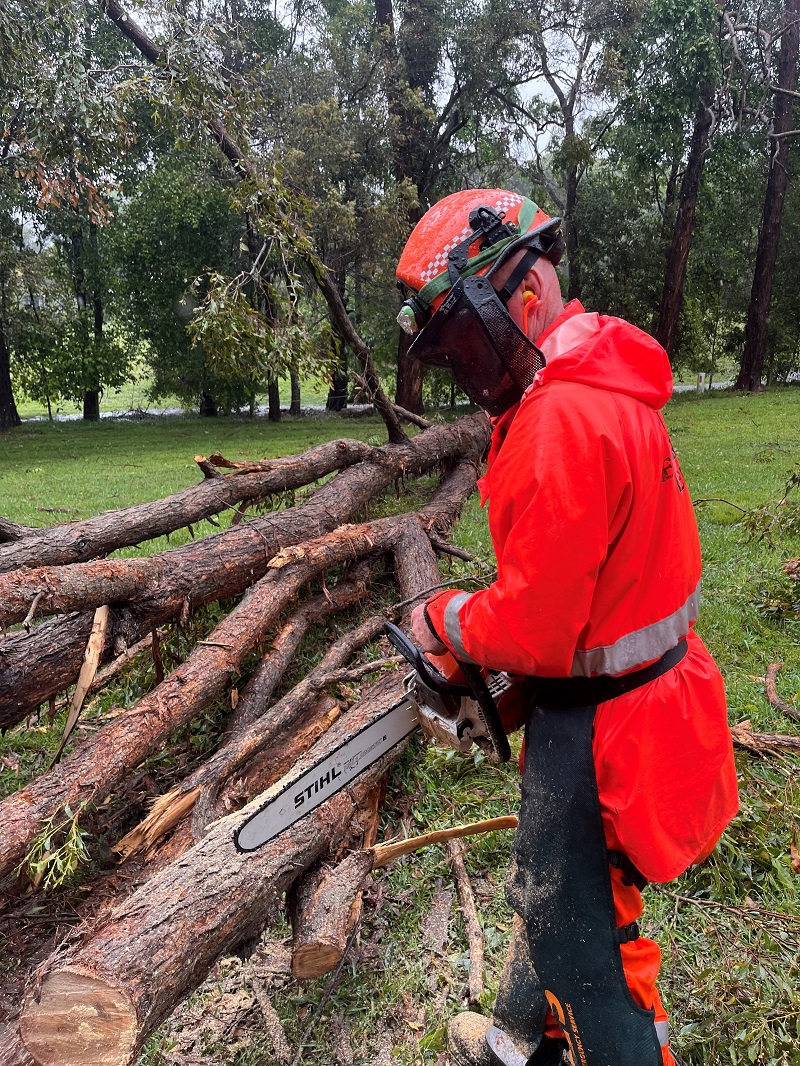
[661,447,686,492]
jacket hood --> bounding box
[532,303,673,409]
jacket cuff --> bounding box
[425,590,478,663]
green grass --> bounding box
[0,411,387,533]
[2,391,800,1066]
[12,375,333,420]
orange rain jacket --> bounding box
[426,302,738,882]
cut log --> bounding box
[0,414,489,628]
[0,514,424,883]
[0,414,489,727]
[289,849,375,980]
[18,674,409,1066]
[0,439,373,573]
[289,781,384,979]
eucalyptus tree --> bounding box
[1,1,136,423]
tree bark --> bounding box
[0,279,21,432]
[735,0,800,391]
[290,371,301,415]
[0,414,488,630]
[268,379,281,421]
[395,329,424,414]
[655,84,716,358]
[0,414,488,728]
[0,515,422,882]
[289,848,375,980]
[0,439,373,573]
[18,674,408,1066]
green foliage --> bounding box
[16,802,91,890]
[744,468,800,546]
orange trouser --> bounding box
[542,861,704,1065]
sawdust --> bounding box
[160,935,293,1062]
[329,1010,354,1065]
[421,883,453,955]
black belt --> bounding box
[527,638,688,709]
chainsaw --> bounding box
[234,622,515,852]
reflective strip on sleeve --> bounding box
[570,582,700,678]
[655,1020,670,1048]
[443,592,478,663]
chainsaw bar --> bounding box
[234,697,418,852]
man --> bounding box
[395,190,738,1066]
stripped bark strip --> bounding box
[446,838,484,1005]
[19,675,409,1066]
[51,606,110,766]
[0,440,373,573]
[371,817,520,868]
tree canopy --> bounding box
[1,0,798,429]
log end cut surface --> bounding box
[292,941,345,980]
[20,971,137,1066]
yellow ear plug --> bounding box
[523,290,538,306]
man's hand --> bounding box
[410,603,447,656]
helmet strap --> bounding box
[493,248,542,304]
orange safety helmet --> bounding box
[395,190,564,415]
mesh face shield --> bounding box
[402,219,563,416]
[409,275,542,415]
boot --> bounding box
[447,1012,568,1066]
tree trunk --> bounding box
[18,674,408,1066]
[655,84,716,358]
[563,142,581,303]
[82,390,100,422]
[0,415,488,727]
[290,371,301,415]
[0,278,21,432]
[0,439,373,573]
[395,329,424,413]
[0,414,488,630]
[199,391,218,417]
[326,309,349,411]
[268,379,281,421]
[735,0,800,391]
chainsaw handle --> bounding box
[384,622,471,697]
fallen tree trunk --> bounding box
[19,674,408,1066]
[0,413,489,724]
[0,514,424,883]
[0,440,373,574]
[113,612,389,858]
[226,559,374,734]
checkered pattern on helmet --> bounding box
[418,193,525,285]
